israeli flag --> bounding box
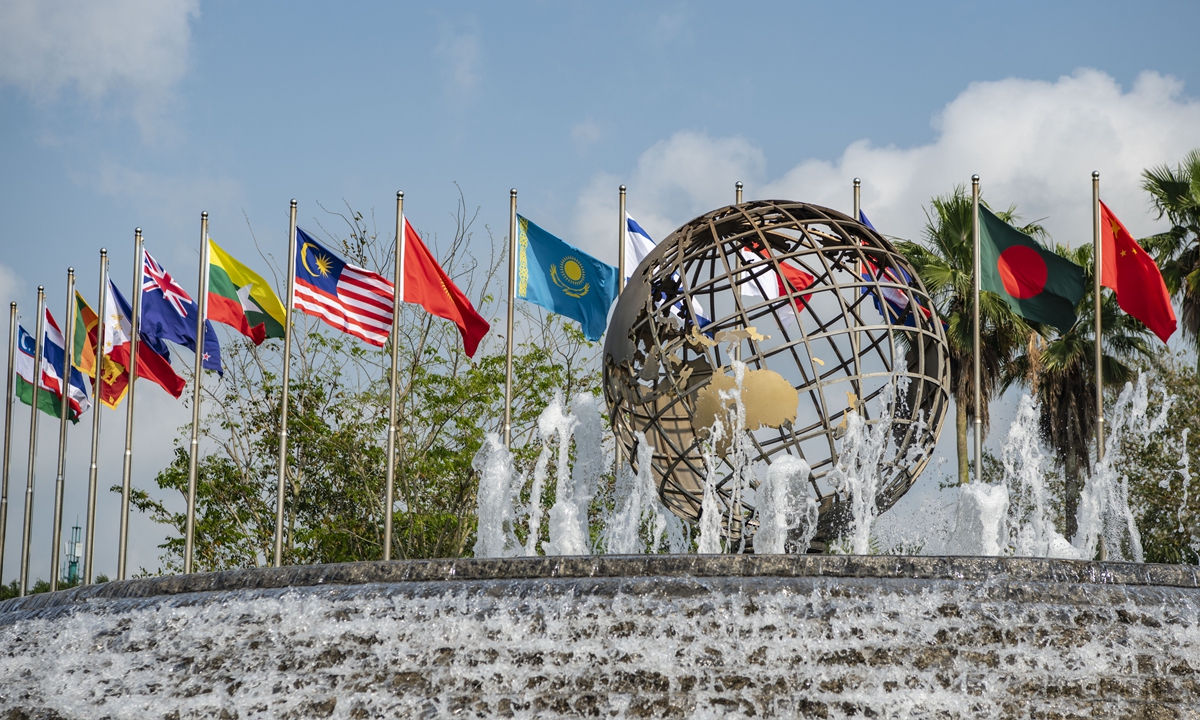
[625,214,657,277]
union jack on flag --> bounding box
[139,248,223,374]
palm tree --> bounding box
[1003,244,1153,539]
[896,187,1037,485]
[1141,149,1200,365]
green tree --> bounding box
[1003,244,1153,539]
[1141,149,1200,367]
[1118,348,1200,564]
[127,192,604,572]
[896,187,1037,484]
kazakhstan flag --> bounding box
[517,215,618,341]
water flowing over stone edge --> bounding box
[3,554,1198,617]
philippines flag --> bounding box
[293,228,395,347]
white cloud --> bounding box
[436,22,481,103]
[0,262,24,308]
[0,0,199,120]
[573,69,1200,264]
[571,120,604,153]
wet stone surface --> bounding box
[0,556,1198,718]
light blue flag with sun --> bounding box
[516,215,618,341]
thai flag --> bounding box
[293,227,395,347]
[37,309,92,418]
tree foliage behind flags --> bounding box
[124,193,603,571]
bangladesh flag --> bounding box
[207,238,286,344]
[979,206,1086,334]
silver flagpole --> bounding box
[504,189,517,448]
[971,175,982,485]
[1092,171,1104,461]
[618,186,627,289]
[384,191,404,562]
[20,287,45,596]
[616,185,626,474]
[853,178,861,220]
[50,268,76,591]
[736,181,743,204]
[0,301,16,586]
[1092,171,1107,560]
[84,250,107,585]
[184,212,209,574]
[274,200,297,567]
[118,229,143,581]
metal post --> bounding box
[735,181,743,204]
[853,178,861,220]
[184,212,209,574]
[384,191,404,562]
[504,189,517,448]
[0,302,16,586]
[20,287,45,596]
[971,176,982,485]
[83,251,107,584]
[1092,171,1104,461]
[50,268,76,591]
[616,185,627,474]
[618,186,627,291]
[274,201,298,567]
[118,229,143,580]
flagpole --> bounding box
[1092,171,1104,463]
[118,228,143,581]
[84,250,107,585]
[0,301,16,587]
[275,200,297,567]
[184,212,209,574]
[615,185,628,474]
[20,286,45,596]
[504,189,516,448]
[384,191,404,562]
[852,178,862,386]
[50,267,76,591]
[736,181,743,204]
[971,175,982,486]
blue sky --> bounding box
[2,0,1200,580]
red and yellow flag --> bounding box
[73,290,132,408]
[1100,201,1177,343]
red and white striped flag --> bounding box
[293,227,394,346]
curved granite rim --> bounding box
[2,554,1197,614]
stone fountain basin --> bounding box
[1,555,1198,718]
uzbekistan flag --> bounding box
[293,227,395,347]
[16,310,92,422]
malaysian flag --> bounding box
[293,227,394,346]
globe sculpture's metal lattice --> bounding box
[602,200,950,546]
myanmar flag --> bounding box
[979,206,1086,334]
[1100,201,1176,343]
[208,239,286,344]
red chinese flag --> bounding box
[1099,201,1176,343]
[402,218,491,357]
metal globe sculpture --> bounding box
[602,200,950,547]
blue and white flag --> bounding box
[624,214,657,278]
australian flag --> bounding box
[140,249,223,374]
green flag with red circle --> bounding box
[978,205,1086,334]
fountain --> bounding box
[2,202,1197,718]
